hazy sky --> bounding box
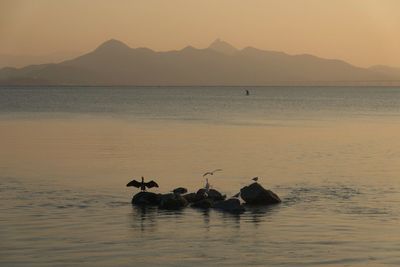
[1,0,400,67]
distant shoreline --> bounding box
[1,83,400,87]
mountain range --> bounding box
[0,50,81,69]
[1,39,399,86]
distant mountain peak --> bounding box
[95,39,131,52]
[208,38,237,54]
[181,45,197,51]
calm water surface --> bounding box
[0,86,400,266]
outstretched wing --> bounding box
[212,169,222,173]
[145,180,159,189]
[126,180,141,188]
[203,172,211,177]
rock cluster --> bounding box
[130,183,280,214]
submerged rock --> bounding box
[240,182,281,205]
[191,198,214,209]
[132,191,160,206]
[159,193,188,210]
[213,198,245,213]
[196,188,226,201]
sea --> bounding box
[0,86,399,266]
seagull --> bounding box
[252,177,259,182]
[205,178,210,192]
[126,177,159,191]
[203,169,222,177]
[202,178,211,198]
[202,169,221,197]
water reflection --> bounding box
[220,212,241,229]
[245,205,281,226]
[130,206,158,232]
[198,209,211,229]
[129,203,285,232]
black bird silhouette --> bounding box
[203,169,222,177]
[126,177,159,191]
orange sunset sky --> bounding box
[1,0,400,67]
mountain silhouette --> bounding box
[368,65,400,78]
[1,39,399,85]
[208,38,238,55]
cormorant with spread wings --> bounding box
[126,176,159,191]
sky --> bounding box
[1,0,400,67]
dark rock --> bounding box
[196,188,226,201]
[240,182,281,205]
[132,191,160,206]
[182,192,199,203]
[172,187,188,195]
[191,199,214,209]
[213,198,245,213]
[159,193,188,210]
[232,192,241,198]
